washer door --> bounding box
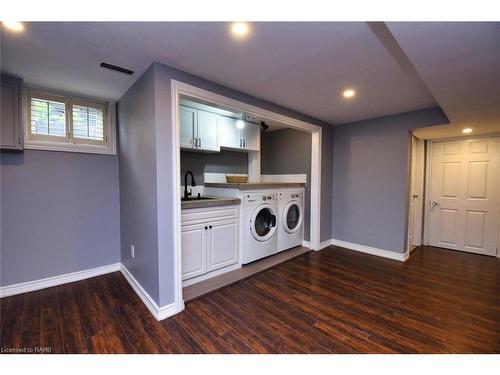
[250,204,277,242]
[282,201,303,234]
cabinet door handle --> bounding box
[239,138,242,147]
[204,226,208,230]
[209,225,212,229]
[199,138,202,148]
[243,139,246,148]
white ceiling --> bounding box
[1,22,499,135]
[1,22,437,125]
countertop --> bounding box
[204,182,306,190]
[181,196,241,210]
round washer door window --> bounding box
[251,205,277,241]
[283,202,303,234]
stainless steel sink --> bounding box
[181,196,217,202]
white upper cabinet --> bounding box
[241,122,260,151]
[1,75,23,150]
[180,106,220,152]
[219,116,241,149]
[180,103,260,153]
[180,105,196,149]
[197,110,219,151]
[219,116,260,151]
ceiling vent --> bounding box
[100,62,134,75]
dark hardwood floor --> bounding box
[1,245,499,353]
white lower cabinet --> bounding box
[181,223,207,280]
[181,206,239,283]
[207,219,238,271]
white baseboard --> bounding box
[303,239,333,251]
[331,239,409,262]
[319,239,333,250]
[0,263,121,298]
[120,265,177,321]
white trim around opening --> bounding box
[170,79,323,316]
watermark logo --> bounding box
[1,346,52,353]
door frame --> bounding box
[423,135,500,258]
[170,79,323,313]
[407,135,425,251]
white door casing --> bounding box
[407,136,425,250]
[428,138,500,256]
[171,79,322,317]
[408,136,417,249]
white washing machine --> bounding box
[277,189,305,252]
[241,191,278,264]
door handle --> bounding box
[431,201,439,207]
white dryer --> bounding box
[241,192,278,264]
[277,189,305,252]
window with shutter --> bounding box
[25,88,115,154]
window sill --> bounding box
[24,140,116,155]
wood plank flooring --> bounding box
[1,245,499,353]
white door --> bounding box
[241,123,260,151]
[179,105,196,149]
[219,116,241,149]
[207,219,238,271]
[181,223,207,280]
[428,138,500,256]
[197,110,219,151]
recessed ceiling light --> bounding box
[343,89,356,98]
[230,22,249,38]
[2,21,24,32]
[236,120,245,129]
[462,128,473,134]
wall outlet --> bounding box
[130,244,135,259]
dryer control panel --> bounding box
[245,192,277,203]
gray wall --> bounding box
[261,128,312,240]
[142,61,335,307]
[181,150,247,185]
[0,150,120,286]
[332,108,448,253]
[117,65,163,304]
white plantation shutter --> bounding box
[30,98,66,137]
[72,104,104,141]
[26,88,113,154]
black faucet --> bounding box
[184,171,196,199]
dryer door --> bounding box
[283,201,303,234]
[250,204,277,242]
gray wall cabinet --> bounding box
[1,75,23,151]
